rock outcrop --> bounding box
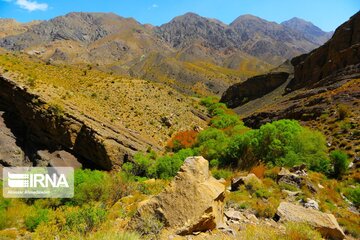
[0,76,159,169]
[0,111,30,167]
[276,202,346,240]
[287,11,360,91]
[221,71,290,108]
[130,156,226,235]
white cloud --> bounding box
[148,3,158,10]
[15,0,48,11]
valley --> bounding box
[0,6,359,240]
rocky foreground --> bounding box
[127,157,347,239]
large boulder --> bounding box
[130,156,226,235]
[276,202,345,240]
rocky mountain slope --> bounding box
[0,12,331,95]
[281,17,333,45]
[0,51,207,169]
[221,11,360,159]
[0,18,41,38]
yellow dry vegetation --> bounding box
[0,52,207,146]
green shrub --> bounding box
[69,169,110,205]
[330,150,349,179]
[344,186,360,207]
[225,120,331,174]
[209,159,220,168]
[197,128,229,160]
[210,113,241,129]
[25,208,49,232]
[254,188,271,199]
[154,148,195,179]
[65,204,107,234]
[125,149,196,179]
[207,102,227,117]
[200,96,218,108]
[211,168,232,180]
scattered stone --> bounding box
[290,164,307,176]
[217,222,236,236]
[318,183,324,189]
[303,198,319,210]
[231,173,262,191]
[224,209,244,222]
[193,125,204,132]
[305,181,318,194]
[276,202,345,240]
[245,213,258,223]
[277,168,304,189]
[282,189,301,197]
[130,156,226,235]
[161,116,173,127]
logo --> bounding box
[2,167,74,198]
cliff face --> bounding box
[287,11,360,91]
[220,72,290,108]
[0,76,159,170]
[221,12,360,116]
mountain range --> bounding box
[0,12,332,95]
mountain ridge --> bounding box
[0,12,332,95]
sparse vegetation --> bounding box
[330,150,349,179]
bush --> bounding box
[338,104,349,120]
[225,120,331,174]
[210,113,241,129]
[200,96,219,108]
[211,168,232,180]
[133,213,164,238]
[64,204,107,234]
[166,130,198,151]
[254,188,271,199]
[154,148,195,179]
[125,149,196,179]
[207,102,227,117]
[197,128,229,161]
[25,208,49,232]
[330,150,349,179]
[69,169,110,205]
[344,186,360,207]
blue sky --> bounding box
[0,0,359,31]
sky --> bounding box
[0,0,359,32]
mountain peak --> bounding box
[282,17,317,29]
[231,14,263,24]
[281,17,331,44]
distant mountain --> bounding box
[0,12,332,95]
[0,18,41,38]
[155,12,238,49]
[281,17,333,45]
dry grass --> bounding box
[0,52,207,146]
